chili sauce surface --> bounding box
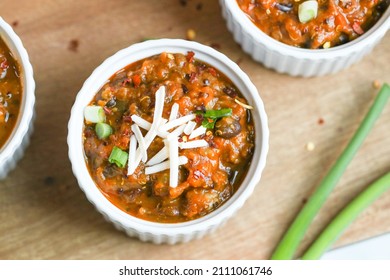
[83,52,255,223]
[237,0,389,49]
[0,37,22,149]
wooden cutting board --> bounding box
[0,0,389,259]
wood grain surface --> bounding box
[0,0,389,260]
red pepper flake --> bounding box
[178,136,183,143]
[132,74,141,88]
[103,106,112,115]
[12,20,19,27]
[186,51,195,63]
[318,118,325,125]
[208,67,217,77]
[121,78,130,86]
[123,128,131,136]
[0,59,9,70]
[352,22,364,35]
[123,115,133,123]
[189,72,197,83]
[195,114,204,124]
[68,39,79,52]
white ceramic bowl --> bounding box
[68,39,269,244]
[220,0,390,77]
[0,17,35,180]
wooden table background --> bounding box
[0,0,389,260]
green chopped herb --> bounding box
[95,123,113,139]
[202,108,232,119]
[197,108,232,129]
[108,146,128,168]
[202,118,217,129]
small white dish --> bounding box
[0,17,35,180]
[220,0,390,77]
[68,39,269,244]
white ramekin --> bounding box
[220,0,390,77]
[68,39,269,244]
[0,17,35,180]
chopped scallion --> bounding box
[95,123,113,139]
[108,146,128,168]
[298,0,318,23]
[84,105,105,123]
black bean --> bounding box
[338,33,350,45]
[182,84,189,94]
[214,117,242,139]
[103,164,122,178]
[105,98,116,108]
[275,3,293,12]
[222,86,237,98]
[246,109,252,124]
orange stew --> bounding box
[83,52,255,223]
[0,37,22,149]
[237,0,389,48]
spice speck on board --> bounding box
[373,80,381,89]
[318,118,325,125]
[68,39,79,52]
[186,29,196,41]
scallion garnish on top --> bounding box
[95,122,113,139]
[298,0,318,23]
[108,146,128,168]
[84,105,106,123]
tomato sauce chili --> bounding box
[237,0,389,49]
[83,52,255,223]
[0,37,22,149]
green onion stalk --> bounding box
[302,172,390,259]
[271,84,390,260]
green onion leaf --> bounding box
[271,83,390,260]
[108,146,128,168]
[298,0,318,23]
[84,105,105,123]
[197,108,232,129]
[302,172,390,259]
[95,123,113,139]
